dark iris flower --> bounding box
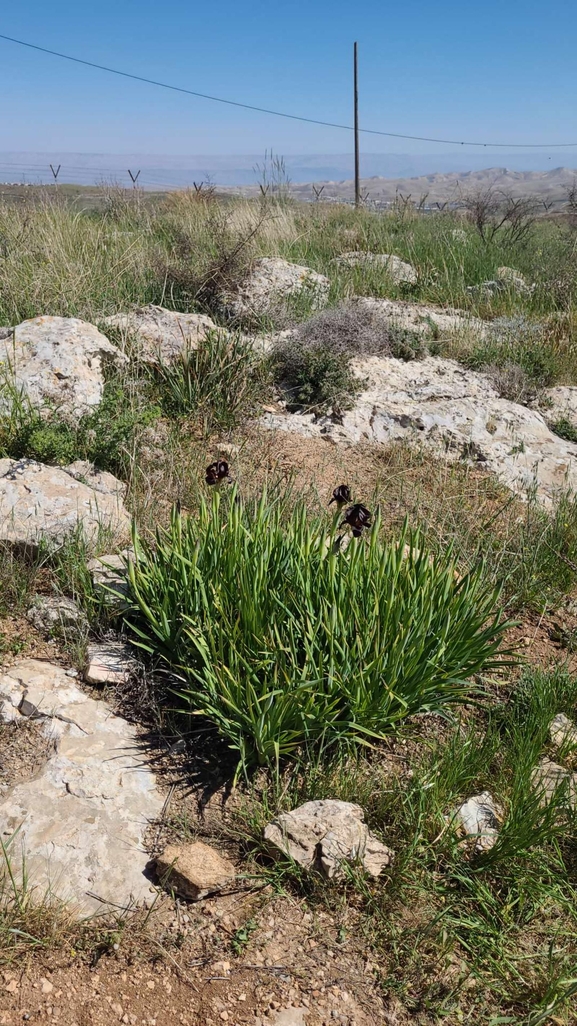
[205,459,230,486]
[328,484,351,507]
[341,503,372,537]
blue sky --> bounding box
[0,0,576,157]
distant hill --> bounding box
[228,166,577,206]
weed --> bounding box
[551,416,577,443]
[154,330,268,432]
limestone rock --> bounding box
[0,316,126,419]
[271,1010,309,1026]
[532,758,577,808]
[0,458,130,551]
[26,595,86,635]
[496,266,533,294]
[260,355,577,504]
[549,713,577,748]
[88,551,132,607]
[85,640,135,684]
[455,792,502,851]
[334,252,417,284]
[541,386,577,433]
[264,799,393,879]
[103,305,217,364]
[224,258,330,319]
[155,840,236,900]
[63,460,126,498]
[0,659,163,914]
[354,296,488,339]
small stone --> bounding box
[146,981,155,991]
[85,641,135,685]
[219,1013,229,1022]
[264,800,393,878]
[454,791,502,851]
[87,552,133,608]
[5,979,18,993]
[549,713,577,749]
[41,979,54,995]
[532,758,577,808]
[155,841,236,901]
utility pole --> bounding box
[354,41,360,208]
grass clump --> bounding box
[154,330,268,432]
[551,415,577,443]
[124,491,515,774]
[273,302,425,413]
[455,315,567,400]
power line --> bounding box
[1,31,577,150]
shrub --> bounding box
[273,303,425,413]
[0,374,161,478]
[124,492,516,775]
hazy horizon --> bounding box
[1,151,576,190]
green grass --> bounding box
[237,666,577,1022]
[123,490,516,775]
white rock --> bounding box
[549,713,577,748]
[264,799,393,878]
[455,791,502,851]
[103,305,218,364]
[0,659,163,914]
[261,355,577,504]
[85,640,135,684]
[88,551,132,607]
[0,458,130,550]
[334,252,417,284]
[224,257,330,319]
[531,758,577,808]
[63,460,126,498]
[0,316,126,419]
[496,266,533,294]
[540,386,577,433]
[354,296,488,339]
[26,595,85,635]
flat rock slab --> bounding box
[0,316,126,419]
[264,799,392,879]
[540,386,577,432]
[85,640,135,684]
[103,305,217,364]
[0,659,163,914]
[0,458,130,551]
[155,840,236,900]
[549,713,577,748]
[261,354,577,504]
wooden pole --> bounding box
[354,41,360,208]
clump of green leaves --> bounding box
[0,375,161,478]
[124,491,515,775]
[153,330,268,432]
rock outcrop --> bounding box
[261,355,577,503]
[0,316,126,419]
[103,305,218,364]
[264,799,393,878]
[0,459,130,550]
[223,258,330,320]
[0,659,163,914]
